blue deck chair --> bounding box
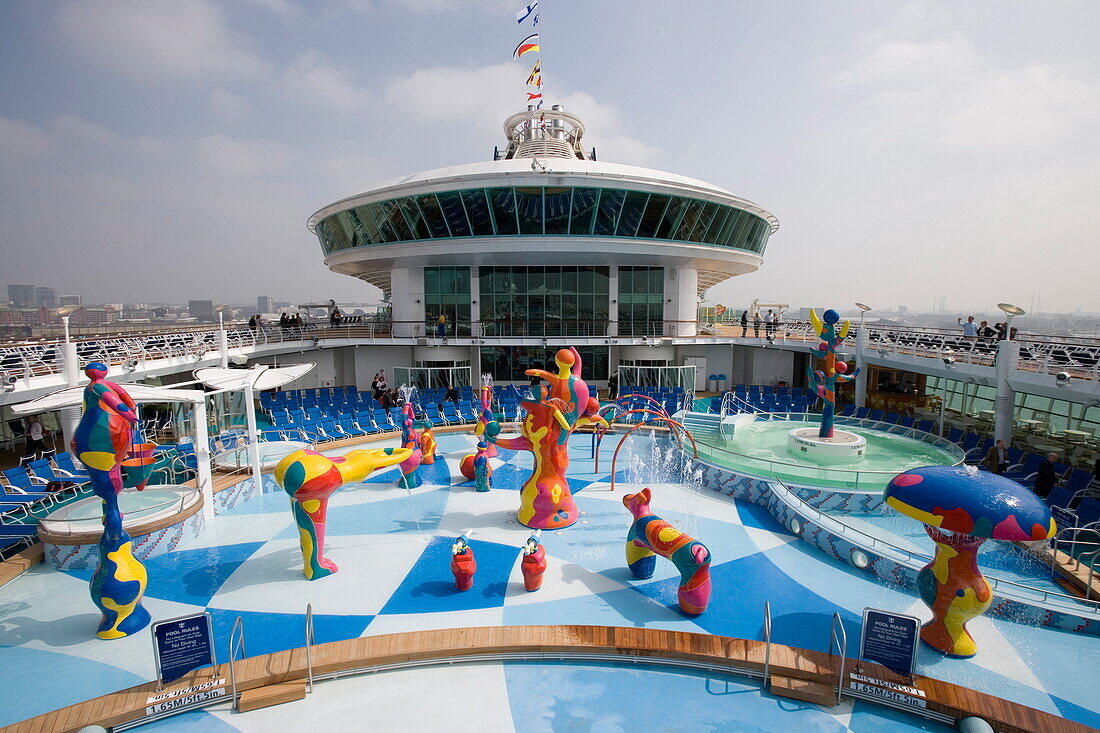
[373,409,397,431]
[915,420,935,434]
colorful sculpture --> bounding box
[885,465,1056,658]
[417,421,437,465]
[450,535,476,591]
[521,534,547,591]
[807,308,859,438]
[473,374,497,457]
[484,347,608,529]
[623,488,712,615]
[473,440,492,492]
[71,362,151,640]
[275,447,411,580]
[395,403,424,489]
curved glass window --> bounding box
[316,186,773,257]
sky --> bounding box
[1,0,1098,312]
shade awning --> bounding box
[194,363,315,392]
[9,383,208,415]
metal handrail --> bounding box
[765,477,1100,612]
[305,603,315,694]
[227,616,246,712]
[828,612,847,706]
[762,600,772,688]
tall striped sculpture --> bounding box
[395,403,423,489]
[275,447,411,580]
[807,308,859,439]
[484,347,608,529]
[473,376,497,457]
[623,488,712,615]
[72,362,151,640]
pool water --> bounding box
[836,512,1064,590]
[212,440,311,470]
[701,420,960,491]
[1,432,1097,731]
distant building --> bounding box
[257,296,274,314]
[34,287,58,308]
[7,285,36,307]
[898,305,908,314]
[58,294,82,307]
[188,300,215,322]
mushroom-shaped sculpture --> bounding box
[885,465,1056,658]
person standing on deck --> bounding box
[740,309,749,337]
[1035,452,1059,497]
[958,316,979,343]
[983,439,1009,474]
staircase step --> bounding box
[769,675,837,706]
[237,680,307,713]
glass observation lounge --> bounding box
[314,185,774,256]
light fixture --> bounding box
[54,305,81,343]
[997,302,1025,341]
[1056,371,1071,386]
[124,358,139,372]
[942,356,956,366]
[854,303,872,312]
[2,374,17,392]
[213,304,229,329]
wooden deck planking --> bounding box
[3,625,1096,733]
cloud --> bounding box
[283,51,371,112]
[938,64,1100,149]
[0,116,53,159]
[57,0,267,81]
[830,35,979,88]
[194,135,292,176]
[210,88,251,120]
[240,0,300,18]
[826,19,1099,150]
[385,63,657,165]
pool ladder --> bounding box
[762,601,847,707]
[225,605,317,714]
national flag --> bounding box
[515,2,538,24]
[526,60,542,87]
[513,33,540,60]
[527,92,542,102]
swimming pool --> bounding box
[1,432,1097,730]
[697,417,962,491]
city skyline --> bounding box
[1,1,1098,310]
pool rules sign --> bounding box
[859,608,920,678]
[152,612,217,685]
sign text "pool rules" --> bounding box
[151,612,217,685]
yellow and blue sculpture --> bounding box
[275,447,411,580]
[623,488,712,615]
[72,362,151,639]
[484,348,608,529]
[807,308,859,438]
[885,466,1056,658]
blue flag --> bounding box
[515,2,538,24]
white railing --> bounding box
[227,616,247,712]
[762,600,772,687]
[828,612,847,706]
[305,603,316,694]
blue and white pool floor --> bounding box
[1,432,1098,731]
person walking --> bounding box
[437,311,448,343]
[740,309,749,337]
[373,370,388,402]
[983,439,1009,474]
[24,415,48,459]
[1034,452,1059,498]
[753,311,761,338]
